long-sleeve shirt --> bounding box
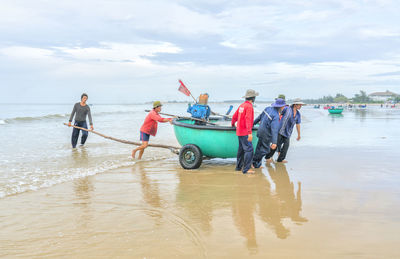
[140,110,168,136]
[231,101,254,136]
[254,106,281,144]
[279,106,301,138]
[69,102,93,125]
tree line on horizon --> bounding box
[303,90,400,104]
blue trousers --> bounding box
[71,121,88,148]
[252,136,272,168]
[235,136,254,173]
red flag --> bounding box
[178,80,191,97]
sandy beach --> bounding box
[3,0,400,257]
[1,105,400,258]
[1,144,400,258]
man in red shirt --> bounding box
[132,101,172,159]
[231,89,258,174]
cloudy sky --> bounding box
[1,0,400,103]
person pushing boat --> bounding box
[252,98,286,168]
[231,89,258,174]
[68,93,94,148]
[132,101,172,159]
[265,98,304,163]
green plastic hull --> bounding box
[173,119,259,158]
[328,109,343,114]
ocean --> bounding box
[1,102,400,257]
[0,103,399,199]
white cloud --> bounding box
[0,46,54,60]
[55,42,182,64]
[1,0,400,102]
[2,42,400,101]
[359,28,400,38]
[220,41,238,49]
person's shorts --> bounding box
[140,131,150,141]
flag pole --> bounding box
[179,79,197,103]
[189,92,197,103]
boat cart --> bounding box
[172,118,259,169]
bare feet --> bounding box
[277,160,288,163]
[246,169,255,174]
[131,150,137,159]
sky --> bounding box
[1,0,400,103]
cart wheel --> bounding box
[179,144,203,169]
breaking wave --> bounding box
[4,113,70,123]
[2,110,141,124]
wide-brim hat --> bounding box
[153,101,163,108]
[271,98,286,107]
[242,89,259,98]
[292,98,305,105]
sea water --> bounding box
[0,103,399,198]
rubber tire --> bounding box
[179,144,203,169]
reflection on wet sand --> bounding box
[132,163,164,223]
[72,148,94,229]
[174,163,307,253]
[267,163,307,225]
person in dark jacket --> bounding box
[265,98,304,163]
[252,98,286,168]
[231,89,258,174]
[68,93,94,148]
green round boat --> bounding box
[172,119,259,169]
[328,108,344,114]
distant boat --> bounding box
[328,108,344,114]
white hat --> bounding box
[292,98,305,105]
[242,89,259,98]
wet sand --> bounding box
[1,144,399,258]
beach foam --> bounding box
[0,159,137,198]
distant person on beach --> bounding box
[231,89,258,174]
[132,101,172,159]
[68,93,93,148]
[252,98,286,168]
[265,98,304,163]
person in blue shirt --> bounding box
[252,98,287,168]
[266,98,304,163]
[187,93,211,125]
